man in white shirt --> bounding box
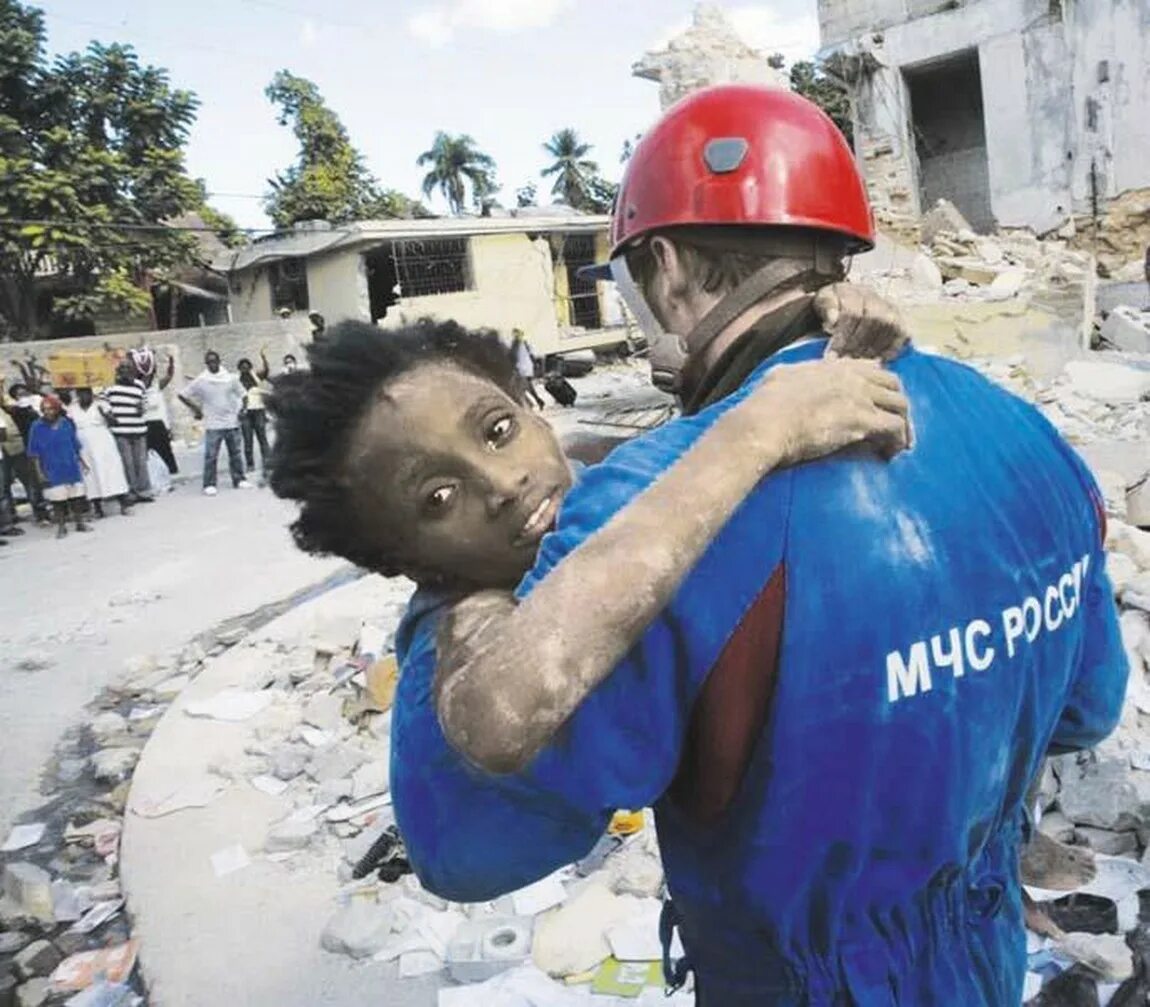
[178,351,252,497]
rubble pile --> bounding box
[165,612,694,1005]
[880,199,1098,315]
[0,636,223,1007]
[950,345,1150,1004]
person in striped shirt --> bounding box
[103,361,154,504]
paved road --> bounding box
[0,449,342,837]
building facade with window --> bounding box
[215,214,626,356]
[818,0,1150,237]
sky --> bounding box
[37,0,821,230]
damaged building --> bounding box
[215,214,627,357]
[818,0,1150,251]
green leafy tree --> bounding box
[417,132,497,216]
[515,181,537,208]
[265,71,426,227]
[541,128,599,209]
[0,0,203,339]
[789,60,853,146]
[583,175,618,215]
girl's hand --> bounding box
[815,283,909,362]
[756,358,912,465]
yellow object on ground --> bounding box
[608,810,644,836]
[365,654,399,712]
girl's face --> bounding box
[345,362,573,589]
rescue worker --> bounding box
[391,85,1128,1005]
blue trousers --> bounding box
[203,427,244,489]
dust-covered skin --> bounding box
[816,283,909,362]
[1020,828,1097,891]
[434,359,911,774]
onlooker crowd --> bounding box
[1,343,295,543]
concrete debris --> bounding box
[350,759,390,802]
[4,862,54,922]
[1102,307,1150,354]
[1,823,46,853]
[0,930,31,955]
[15,978,49,1007]
[1128,477,1150,529]
[1074,827,1139,857]
[264,815,319,853]
[986,268,1027,302]
[320,900,403,959]
[13,940,62,980]
[446,916,534,984]
[269,743,309,781]
[306,743,369,784]
[1063,360,1150,404]
[88,713,128,744]
[88,748,140,785]
[1056,752,1142,832]
[1056,931,1135,982]
[302,693,345,733]
[921,199,972,246]
[909,252,943,291]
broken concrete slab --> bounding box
[269,743,309,781]
[13,940,61,981]
[1064,360,1150,404]
[319,900,399,960]
[302,693,344,733]
[1057,931,1135,982]
[1075,826,1140,857]
[350,759,390,801]
[89,748,140,785]
[1128,477,1150,529]
[3,863,54,923]
[1102,306,1150,354]
[264,816,318,853]
[14,978,49,1007]
[921,198,973,245]
[1057,753,1145,831]
[88,713,128,744]
[909,252,943,291]
[986,268,1028,302]
[306,743,369,784]
[934,257,1002,287]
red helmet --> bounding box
[611,84,874,256]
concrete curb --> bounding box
[120,574,435,1007]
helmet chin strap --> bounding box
[649,234,845,400]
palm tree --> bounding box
[417,132,497,215]
[541,129,599,210]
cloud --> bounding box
[407,0,573,46]
[300,18,318,47]
[727,4,820,64]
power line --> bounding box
[0,217,285,235]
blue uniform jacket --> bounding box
[391,342,1127,1005]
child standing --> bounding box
[26,394,91,538]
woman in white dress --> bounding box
[69,387,133,517]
